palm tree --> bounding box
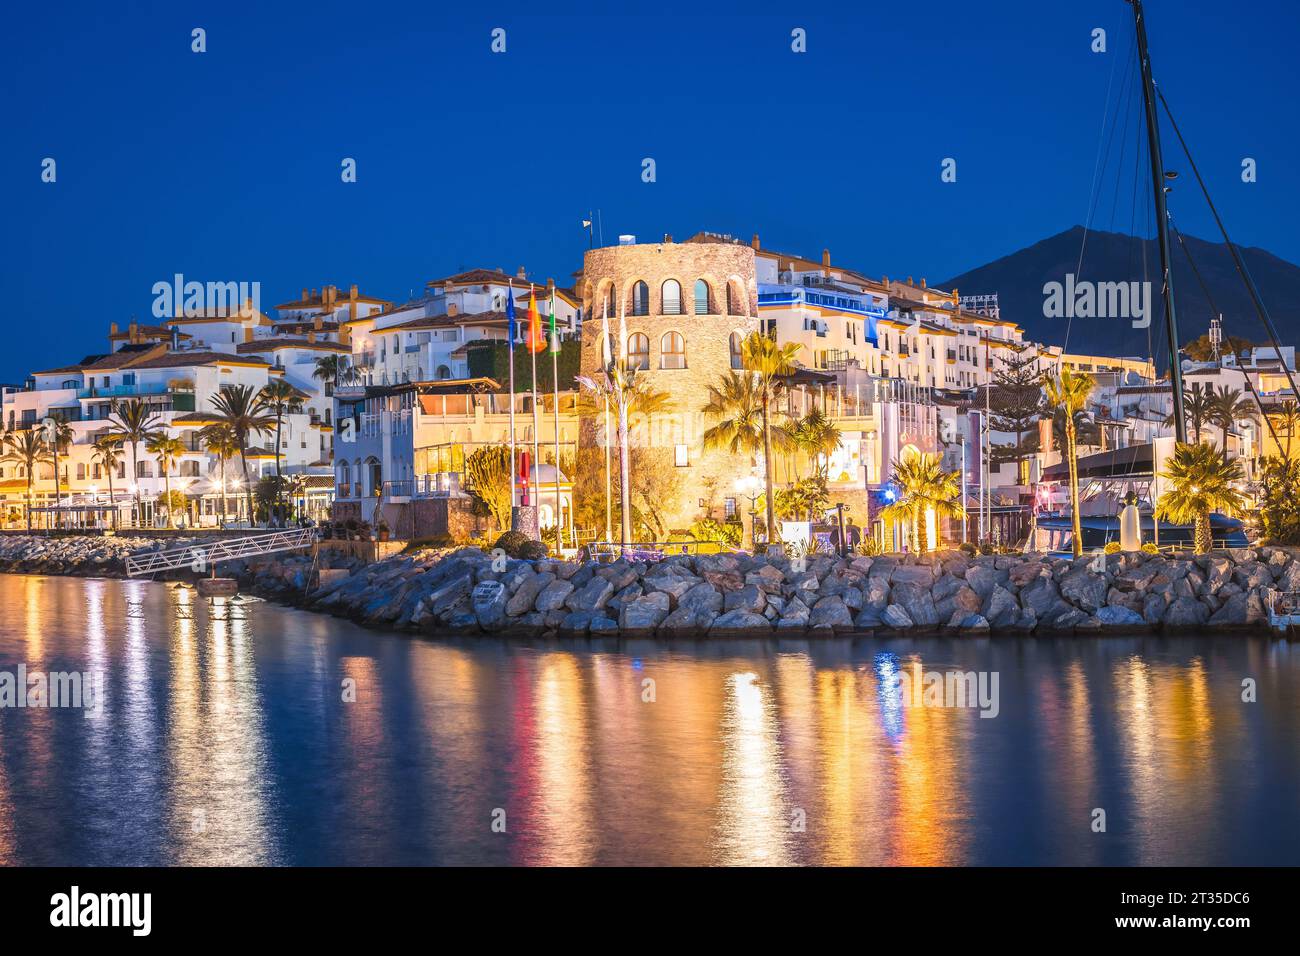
[146,433,186,528]
[1156,442,1247,554]
[738,331,803,544]
[879,452,964,554]
[1272,400,1300,460]
[1043,367,1095,557]
[2,430,50,531]
[210,385,276,527]
[90,436,124,530]
[107,399,161,527]
[701,371,767,459]
[199,422,240,526]
[259,379,302,526]
[1209,385,1257,461]
[41,417,74,529]
[1164,382,1215,443]
[577,360,643,555]
[312,353,340,388]
[789,405,841,480]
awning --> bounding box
[1042,443,1154,483]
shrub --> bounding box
[1104,541,1122,554]
[1141,542,1160,555]
[689,518,742,548]
[402,533,454,554]
[518,540,549,561]
[958,541,977,556]
[493,530,531,557]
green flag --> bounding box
[548,296,560,354]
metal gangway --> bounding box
[124,528,316,577]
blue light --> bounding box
[883,488,897,502]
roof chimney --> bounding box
[350,284,358,300]
[921,278,927,289]
[244,327,254,343]
[301,288,308,301]
[110,322,119,335]
[822,248,831,267]
[751,234,760,250]
[663,233,673,243]
[516,266,527,280]
[546,278,555,293]
[243,297,254,318]
[310,288,317,301]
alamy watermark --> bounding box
[1043,274,1151,329]
[0,665,104,718]
[894,661,999,718]
[151,273,260,319]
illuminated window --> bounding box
[628,333,649,369]
[660,332,685,369]
[661,280,682,315]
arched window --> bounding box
[436,365,451,380]
[603,285,616,319]
[661,279,682,315]
[631,281,650,316]
[628,333,650,369]
[726,283,743,315]
[729,332,743,370]
[694,279,710,315]
[660,332,686,369]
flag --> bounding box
[548,294,559,354]
[526,290,546,353]
[506,282,517,343]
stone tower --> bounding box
[578,235,760,535]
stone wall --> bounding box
[410,496,490,542]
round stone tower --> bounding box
[578,235,760,535]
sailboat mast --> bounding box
[1132,0,1187,444]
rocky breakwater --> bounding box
[244,544,1295,637]
[0,534,195,577]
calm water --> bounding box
[0,574,1297,866]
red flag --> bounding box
[526,290,546,353]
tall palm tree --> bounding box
[211,384,276,527]
[1209,385,1257,461]
[259,379,302,525]
[1156,442,1247,554]
[42,417,74,529]
[1042,367,1095,557]
[107,399,161,527]
[1163,382,1214,443]
[879,452,964,554]
[90,435,124,530]
[199,422,240,526]
[1272,399,1300,460]
[2,430,50,531]
[738,331,803,544]
[145,433,186,528]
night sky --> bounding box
[2,0,1296,381]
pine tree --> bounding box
[988,345,1042,478]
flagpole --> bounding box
[601,305,612,545]
[529,286,541,526]
[550,291,563,551]
[507,280,517,517]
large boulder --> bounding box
[808,596,853,630]
[1060,567,1108,613]
[710,608,771,634]
[982,585,1019,629]
[620,592,671,632]
[889,581,939,627]
[564,576,615,613]
[724,583,767,614]
[965,564,1006,599]
[1096,605,1145,627]
[507,571,554,616]
[881,604,914,629]
[1163,596,1210,628]
[890,564,935,587]
[935,585,982,621]
[535,578,576,613]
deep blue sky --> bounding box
[2,0,1296,381]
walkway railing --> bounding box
[124,528,316,576]
[586,540,726,563]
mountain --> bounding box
[940,226,1300,362]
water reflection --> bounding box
[0,576,1297,865]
